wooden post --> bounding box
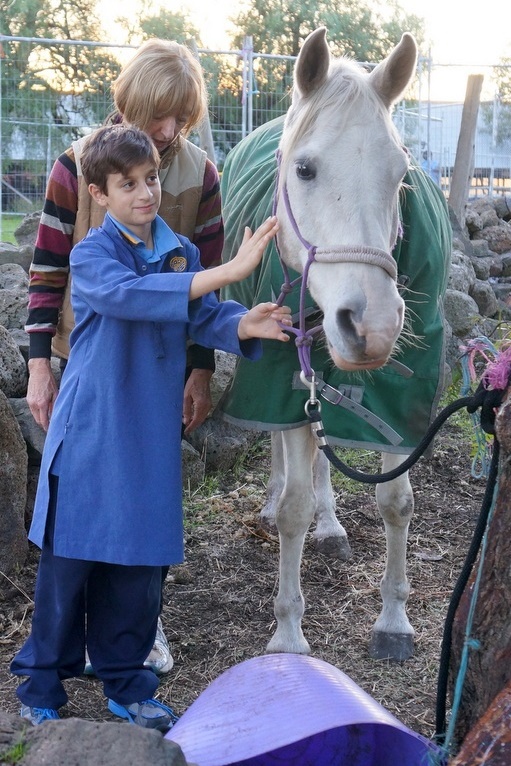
[448,74,484,227]
[187,39,217,165]
[450,387,511,746]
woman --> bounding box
[24,38,223,675]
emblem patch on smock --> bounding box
[169,256,187,272]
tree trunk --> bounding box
[449,682,511,766]
[450,387,511,744]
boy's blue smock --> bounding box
[29,215,260,566]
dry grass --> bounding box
[0,416,485,743]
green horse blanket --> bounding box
[219,116,452,453]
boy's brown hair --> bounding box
[81,125,161,194]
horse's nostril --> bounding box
[337,308,366,351]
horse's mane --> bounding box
[280,56,397,175]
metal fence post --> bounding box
[247,38,254,135]
[241,36,254,139]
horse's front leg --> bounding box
[266,426,316,655]
[261,432,351,561]
[369,452,415,660]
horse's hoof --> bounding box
[266,635,311,655]
[258,515,277,536]
[368,630,414,661]
[315,535,352,561]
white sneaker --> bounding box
[84,648,94,675]
[83,618,173,676]
[144,617,174,675]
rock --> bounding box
[493,194,511,221]
[500,253,511,277]
[470,239,491,258]
[443,289,480,338]
[469,280,499,317]
[0,711,192,766]
[470,256,490,281]
[9,328,30,362]
[476,222,511,255]
[210,350,236,409]
[448,249,476,293]
[468,197,500,226]
[0,389,28,574]
[9,398,46,461]
[464,206,483,235]
[0,242,33,273]
[0,325,28,397]
[0,263,29,329]
[491,281,511,304]
[14,210,41,250]
[181,440,205,490]
[185,415,260,471]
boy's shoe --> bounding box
[20,705,60,725]
[84,618,173,676]
[107,698,178,730]
[143,618,174,675]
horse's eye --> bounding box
[295,161,316,180]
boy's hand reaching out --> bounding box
[228,217,279,282]
[189,217,280,300]
[238,302,292,342]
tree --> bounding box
[484,59,511,146]
[115,5,201,47]
[229,0,425,62]
[1,0,122,126]
[1,0,122,210]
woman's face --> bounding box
[145,113,188,153]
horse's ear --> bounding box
[294,27,330,98]
[369,33,418,108]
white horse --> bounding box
[220,28,450,661]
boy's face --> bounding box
[90,160,161,238]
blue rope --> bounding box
[439,476,498,761]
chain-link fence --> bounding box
[1,34,511,224]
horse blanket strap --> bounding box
[314,379,403,446]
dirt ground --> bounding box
[0,408,487,744]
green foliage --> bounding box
[0,737,28,764]
[0,215,25,243]
[117,6,201,46]
[494,58,511,101]
[1,0,122,132]
[482,62,511,146]
[183,473,221,529]
[229,0,425,61]
[329,448,380,496]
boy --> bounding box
[11,125,291,730]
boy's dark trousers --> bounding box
[11,474,162,710]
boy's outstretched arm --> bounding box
[189,217,279,300]
[238,302,292,342]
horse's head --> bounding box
[276,28,418,372]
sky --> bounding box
[107,0,511,102]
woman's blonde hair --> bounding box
[112,39,207,135]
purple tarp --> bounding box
[166,653,445,766]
